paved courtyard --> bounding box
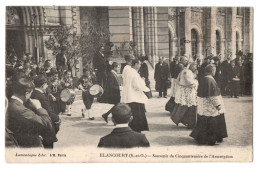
[55,93,253,149]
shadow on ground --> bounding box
[147,112,170,118]
[83,127,112,136]
[148,123,190,132]
[72,121,107,128]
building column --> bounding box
[249,7,253,53]
[150,7,155,66]
[140,7,145,56]
[151,7,156,64]
[147,7,152,61]
[210,7,217,56]
[197,39,203,60]
[184,7,191,58]
[153,7,158,59]
[143,7,149,57]
[220,39,225,61]
[155,7,169,61]
[231,7,237,59]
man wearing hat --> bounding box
[93,46,107,88]
[31,75,60,148]
[98,103,150,148]
[102,62,121,123]
[198,56,212,81]
[220,55,232,96]
[56,46,67,78]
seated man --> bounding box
[97,103,150,148]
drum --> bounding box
[89,84,104,97]
[60,88,76,102]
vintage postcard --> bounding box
[4,5,253,163]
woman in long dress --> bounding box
[170,63,198,129]
[190,64,228,145]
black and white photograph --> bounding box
[3,2,255,164]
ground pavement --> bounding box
[55,93,253,149]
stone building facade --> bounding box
[167,7,253,61]
[6,6,253,76]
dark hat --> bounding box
[112,104,132,124]
[213,56,220,62]
[236,50,243,56]
[34,75,47,87]
[124,54,135,61]
[112,62,119,67]
[6,66,17,78]
[205,56,213,60]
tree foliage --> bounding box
[44,7,111,75]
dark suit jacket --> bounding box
[98,127,150,148]
[154,62,169,81]
[31,90,60,143]
[105,71,120,104]
[221,60,232,83]
[6,98,53,148]
[93,52,107,74]
[31,90,60,122]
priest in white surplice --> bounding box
[121,56,150,132]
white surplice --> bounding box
[121,65,150,104]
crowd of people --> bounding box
[5,46,253,149]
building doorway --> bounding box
[6,29,26,59]
[6,7,26,60]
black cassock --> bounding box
[154,62,169,94]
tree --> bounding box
[44,25,81,76]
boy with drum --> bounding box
[60,70,75,116]
[78,68,95,120]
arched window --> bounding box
[216,30,221,55]
[191,29,198,58]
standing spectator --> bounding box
[98,104,150,148]
[244,53,253,95]
[229,60,240,98]
[6,76,53,148]
[213,56,221,85]
[154,56,170,98]
[31,75,61,148]
[102,62,121,123]
[139,56,152,98]
[190,64,227,145]
[93,46,107,88]
[237,59,245,96]
[6,54,18,68]
[5,97,19,148]
[169,56,180,97]
[220,55,232,96]
[56,47,67,78]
